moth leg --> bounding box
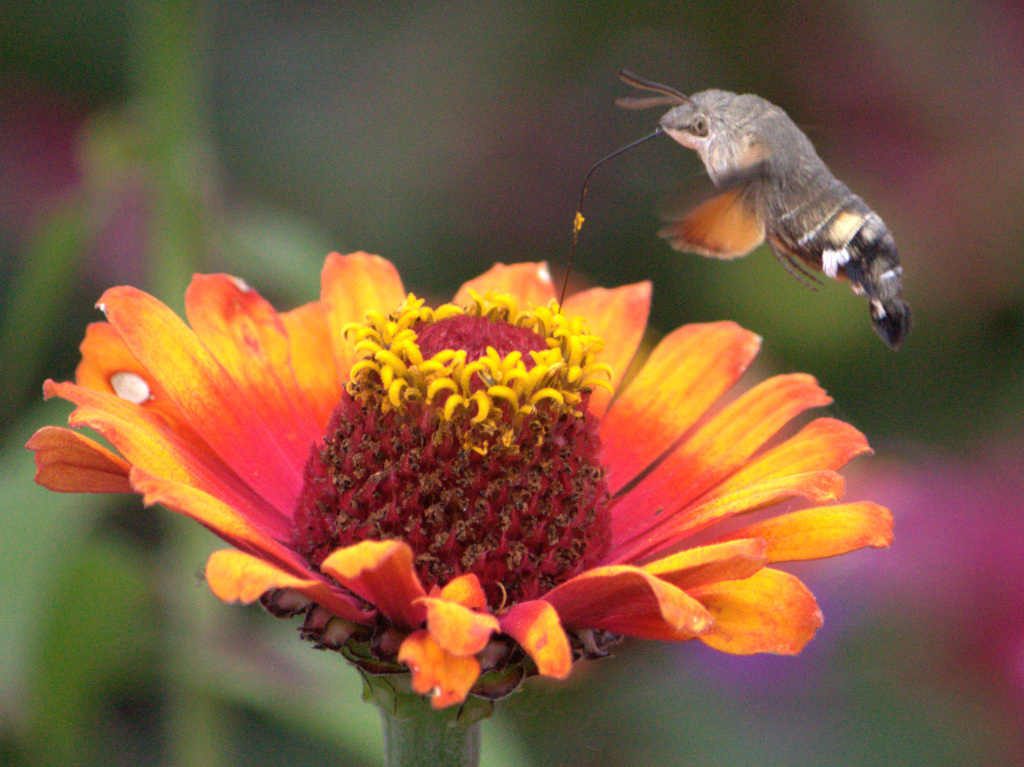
[768,243,822,291]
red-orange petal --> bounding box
[185,274,322,467]
[562,281,651,419]
[600,322,762,494]
[544,565,713,636]
[719,502,894,562]
[452,262,557,308]
[320,540,427,631]
[706,418,871,498]
[129,466,308,574]
[205,549,371,623]
[398,630,481,709]
[642,538,767,591]
[26,426,132,493]
[417,596,499,656]
[280,300,344,429]
[498,600,572,679]
[321,252,406,379]
[578,611,703,641]
[692,568,823,655]
[97,285,303,513]
[610,373,831,554]
[45,379,293,539]
[610,470,847,564]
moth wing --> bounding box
[659,184,765,259]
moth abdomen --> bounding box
[843,219,912,349]
[773,194,912,349]
[845,216,901,291]
[770,184,868,271]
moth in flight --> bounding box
[617,70,912,349]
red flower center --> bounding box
[416,314,549,363]
[291,308,612,610]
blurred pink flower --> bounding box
[859,443,1024,705]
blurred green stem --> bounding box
[128,3,225,761]
[130,0,210,304]
[366,674,485,767]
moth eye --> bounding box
[689,116,709,137]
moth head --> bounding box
[657,89,742,154]
[658,102,713,149]
[616,72,723,152]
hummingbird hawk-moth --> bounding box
[617,70,912,350]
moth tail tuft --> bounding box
[870,297,912,350]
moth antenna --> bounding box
[617,69,693,105]
[616,95,688,110]
[560,127,664,305]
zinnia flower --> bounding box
[27,252,893,711]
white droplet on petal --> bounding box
[228,275,251,292]
[110,371,151,404]
[537,263,552,283]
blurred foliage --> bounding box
[2,0,1022,765]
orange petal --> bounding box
[320,540,427,630]
[642,538,767,590]
[543,565,713,636]
[719,502,894,562]
[692,568,823,655]
[97,285,303,513]
[438,573,489,610]
[75,322,198,434]
[417,596,499,656]
[185,274,322,467]
[601,322,761,494]
[26,426,132,493]
[75,321,142,392]
[205,549,371,623]
[610,373,831,553]
[45,379,293,540]
[280,300,344,429]
[72,323,257,500]
[707,418,871,497]
[398,629,481,709]
[563,281,651,419]
[321,252,406,379]
[498,600,572,679]
[129,466,307,574]
[611,470,847,564]
[452,262,557,308]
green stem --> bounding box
[129,0,209,306]
[364,674,490,767]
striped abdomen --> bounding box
[766,183,913,349]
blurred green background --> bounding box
[2,0,1022,765]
